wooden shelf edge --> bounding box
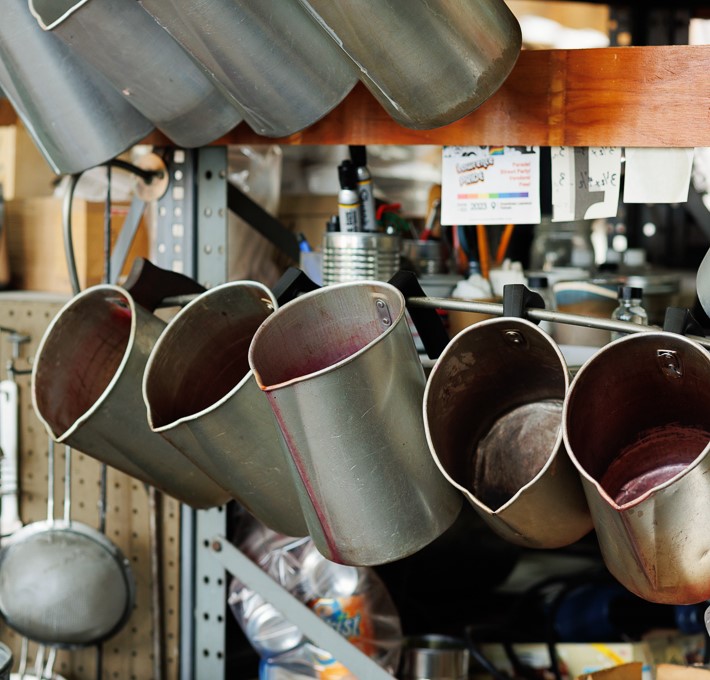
[4,45,710,148]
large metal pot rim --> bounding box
[562,330,710,510]
[249,279,406,392]
[143,279,276,431]
[31,284,137,444]
[423,315,570,512]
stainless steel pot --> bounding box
[424,317,592,549]
[563,331,710,604]
[137,0,358,137]
[31,285,231,509]
[29,0,244,148]
[0,0,152,174]
[248,281,462,566]
[143,281,308,538]
[295,0,522,129]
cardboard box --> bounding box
[5,196,149,293]
[0,123,58,199]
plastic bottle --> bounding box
[526,274,556,338]
[610,285,648,342]
[337,160,362,233]
[349,145,377,232]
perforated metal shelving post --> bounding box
[153,147,230,680]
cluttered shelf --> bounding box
[139,45,710,148]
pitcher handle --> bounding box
[123,257,207,312]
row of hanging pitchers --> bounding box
[30,267,710,606]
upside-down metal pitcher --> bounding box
[563,331,710,604]
[248,281,462,566]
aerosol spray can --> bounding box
[349,145,377,232]
[337,160,362,233]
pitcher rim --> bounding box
[143,280,277,431]
[248,279,406,392]
[31,284,137,444]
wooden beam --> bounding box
[5,45,710,147]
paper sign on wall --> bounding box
[551,146,622,221]
[441,146,540,225]
[623,147,694,204]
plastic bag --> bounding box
[228,516,402,678]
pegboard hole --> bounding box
[217,651,224,660]
[203,613,210,621]
[202,649,210,657]
[203,576,210,584]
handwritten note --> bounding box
[623,147,694,204]
[551,146,622,221]
[441,146,541,225]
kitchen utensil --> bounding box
[0,377,21,538]
[0,440,135,647]
[696,246,710,319]
[400,635,470,680]
[423,316,592,548]
[143,281,308,537]
[137,0,358,137]
[31,285,231,509]
[29,0,243,148]
[563,331,710,604]
[0,0,152,174]
[295,0,521,129]
[248,280,462,566]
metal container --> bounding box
[296,0,521,129]
[248,281,462,566]
[424,317,592,549]
[32,285,231,509]
[29,0,243,148]
[143,281,308,538]
[563,331,710,604]
[137,0,358,138]
[322,232,401,286]
[0,0,152,174]
[400,635,470,680]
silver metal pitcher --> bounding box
[137,0,358,138]
[31,285,231,509]
[424,317,592,549]
[0,0,153,174]
[29,0,244,148]
[143,281,308,538]
[295,0,522,129]
[248,281,462,566]
[563,332,710,604]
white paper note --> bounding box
[623,147,695,204]
[551,146,621,221]
[441,146,540,225]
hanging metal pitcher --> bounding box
[248,281,462,566]
[143,281,308,538]
[29,0,244,148]
[32,285,231,509]
[563,331,710,604]
[424,316,592,549]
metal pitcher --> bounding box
[248,281,462,566]
[143,281,308,538]
[424,317,592,549]
[563,332,710,604]
[295,0,522,129]
[137,0,358,138]
[29,0,244,148]
[31,285,231,509]
[0,0,153,174]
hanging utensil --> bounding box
[0,0,153,174]
[29,0,244,148]
[695,246,710,319]
[0,439,136,647]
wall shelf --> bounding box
[2,46,709,148]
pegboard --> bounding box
[0,292,181,680]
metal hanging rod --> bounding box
[407,296,710,350]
